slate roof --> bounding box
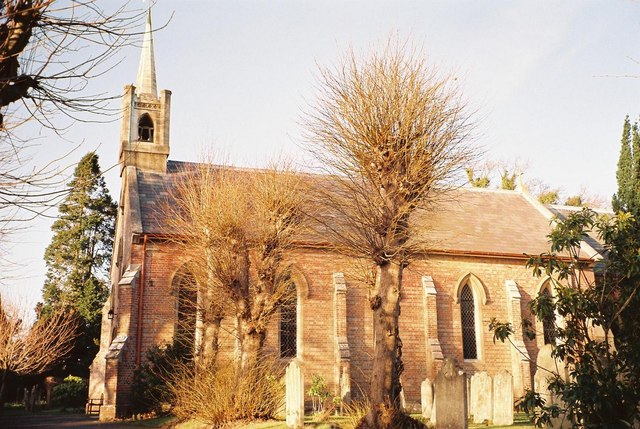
[546,205,611,257]
[131,160,603,259]
[420,188,555,256]
[136,161,197,234]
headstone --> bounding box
[466,376,472,418]
[534,345,570,428]
[44,376,61,408]
[434,358,467,429]
[421,378,434,420]
[30,385,38,412]
[534,345,556,406]
[285,359,304,429]
[22,388,29,412]
[492,370,513,426]
[339,363,351,413]
[432,390,437,423]
[470,372,492,424]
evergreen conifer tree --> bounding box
[632,121,640,213]
[613,116,634,212]
[41,152,116,376]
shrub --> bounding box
[52,375,87,408]
[308,374,336,419]
[171,356,284,426]
[131,341,192,414]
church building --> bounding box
[88,15,603,420]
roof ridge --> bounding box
[461,186,520,195]
[548,204,613,215]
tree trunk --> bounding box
[198,307,221,370]
[0,369,6,413]
[197,259,223,369]
[238,318,266,375]
[365,261,404,429]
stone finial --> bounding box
[135,9,158,99]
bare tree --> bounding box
[165,164,226,369]
[0,295,79,408]
[0,1,149,233]
[166,160,308,373]
[0,1,147,128]
[565,185,608,209]
[303,41,476,428]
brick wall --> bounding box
[97,238,559,417]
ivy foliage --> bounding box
[466,167,490,188]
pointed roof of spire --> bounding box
[135,9,157,98]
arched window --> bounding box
[117,238,124,276]
[460,284,477,360]
[137,113,154,142]
[279,283,297,358]
[174,271,197,353]
[541,286,555,345]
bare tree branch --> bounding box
[302,38,477,428]
[0,295,79,403]
[164,158,309,372]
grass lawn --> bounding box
[237,416,353,428]
[0,404,85,416]
[126,414,177,427]
[469,413,535,429]
[231,413,535,428]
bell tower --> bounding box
[119,10,171,174]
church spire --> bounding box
[135,10,157,99]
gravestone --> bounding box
[492,370,513,426]
[470,372,492,423]
[339,364,351,413]
[434,358,467,429]
[285,359,304,429]
[534,345,555,405]
[30,385,38,412]
[44,376,61,408]
[432,389,437,423]
[421,378,434,420]
[468,375,474,418]
[534,345,571,428]
[22,388,28,412]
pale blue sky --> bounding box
[2,0,640,310]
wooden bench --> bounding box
[86,394,103,415]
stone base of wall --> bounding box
[99,405,116,421]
